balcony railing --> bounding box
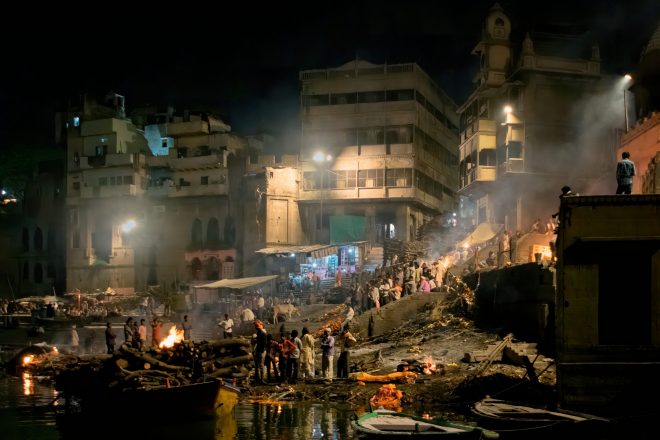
[168,183,228,197]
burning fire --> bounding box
[159,326,184,349]
[22,355,34,366]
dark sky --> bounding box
[1,0,658,151]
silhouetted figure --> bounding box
[616,151,636,194]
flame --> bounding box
[421,357,438,375]
[22,355,34,366]
[159,326,184,349]
[22,372,34,396]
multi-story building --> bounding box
[457,4,607,232]
[64,94,252,293]
[299,60,459,248]
[618,22,660,193]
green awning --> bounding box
[330,215,366,244]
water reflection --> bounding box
[23,371,34,396]
[234,402,352,440]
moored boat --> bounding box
[352,409,499,439]
[471,396,609,436]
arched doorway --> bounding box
[191,258,202,280]
[206,257,220,280]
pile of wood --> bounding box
[52,339,253,399]
[396,357,445,375]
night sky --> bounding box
[1,0,658,152]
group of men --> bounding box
[102,314,192,354]
[251,321,356,385]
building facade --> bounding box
[299,60,459,247]
[457,4,608,232]
[618,22,660,194]
[64,94,252,293]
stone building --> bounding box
[618,21,660,193]
[457,4,609,232]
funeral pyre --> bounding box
[8,338,253,401]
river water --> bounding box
[0,375,355,440]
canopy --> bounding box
[195,275,278,290]
[256,244,338,259]
[457,223,503,248]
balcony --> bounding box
[168,183,229,197]
[169,154,224,170]
[80,184,140,199]
[80,153,138,169]
[499,159,525,174]
[162,120,209,136]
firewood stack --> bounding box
[53,338,253,397]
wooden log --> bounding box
[217,354,253,368]
[115,358,129,369]
[120,346,188,372]
[207,366,238,378]
[209,339,251,349]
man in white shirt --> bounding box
[218,313,234,339]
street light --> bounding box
[313,151,332,242]
[623,74,633,132]
[121,219,137,233]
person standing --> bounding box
[70,324,80,354]
[253,320,267,384]
[151,318,163,348]
[218,313,234,339]
[105,322,116,354]
[138,319,147,350]
[181,315,193,341]
[124,317,134,346]
[336,326,357,378]
[320,328,335,382]
[616,151,636,194]
[300,327,315,380]
[284,329,302,384]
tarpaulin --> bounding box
[330,215,367,244]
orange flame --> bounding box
[22,355,34,366]
[159,326,184,349]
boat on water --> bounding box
[65,379,240,419]
[471,396,609,436]
[352,409,499,439]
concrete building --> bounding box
[299,60,459,249]
[618,21,660,193]
[64,94,252,293]
[457,4,608,233]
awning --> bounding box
[195,275,278,290]
[457,223,504,248]
[255,244,338,258]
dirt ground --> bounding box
[245,294,557,414]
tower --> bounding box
[472,3,512,87]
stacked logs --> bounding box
[53,338,253,398]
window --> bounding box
[22,228,29,251]
[386,125,412,144]
[328,170,357,189]
[330,92,357,105]
[72,230,80,249]
[479,149,496,166]
[177,147,188,158]
[73,182,80,190]
[303,94,330,106]
[201,176,209,185]
[385,168,412,187]
[73,152,79,164]
[123,176,133,185]
[99,177,108,186]
[358,91,385,104]
[70,209,78,226]
[191,219,203,249]
[508,142,523,159]
[109,176,116,185]
[358,127,384,145]
[358,169,384,187]
[73,116,80,127]
[303,171,321,190]
[207,217,220,248]
[386,89,414,102]
[95,145,107,156]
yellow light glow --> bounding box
[503,105,513,114]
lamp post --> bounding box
[313,152,332,242]
[623,74,632,132]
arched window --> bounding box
[22,228,29,252]
[34,263,43,284]
[207,217,220,248]
[22,262,29,280]
[191,219,203,249]
[191,258,202,280]
[34,227,43,251]
[206,257,220,280]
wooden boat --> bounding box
[352,409,499,439]
[471,396,609,435]
[67,379,240,419]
